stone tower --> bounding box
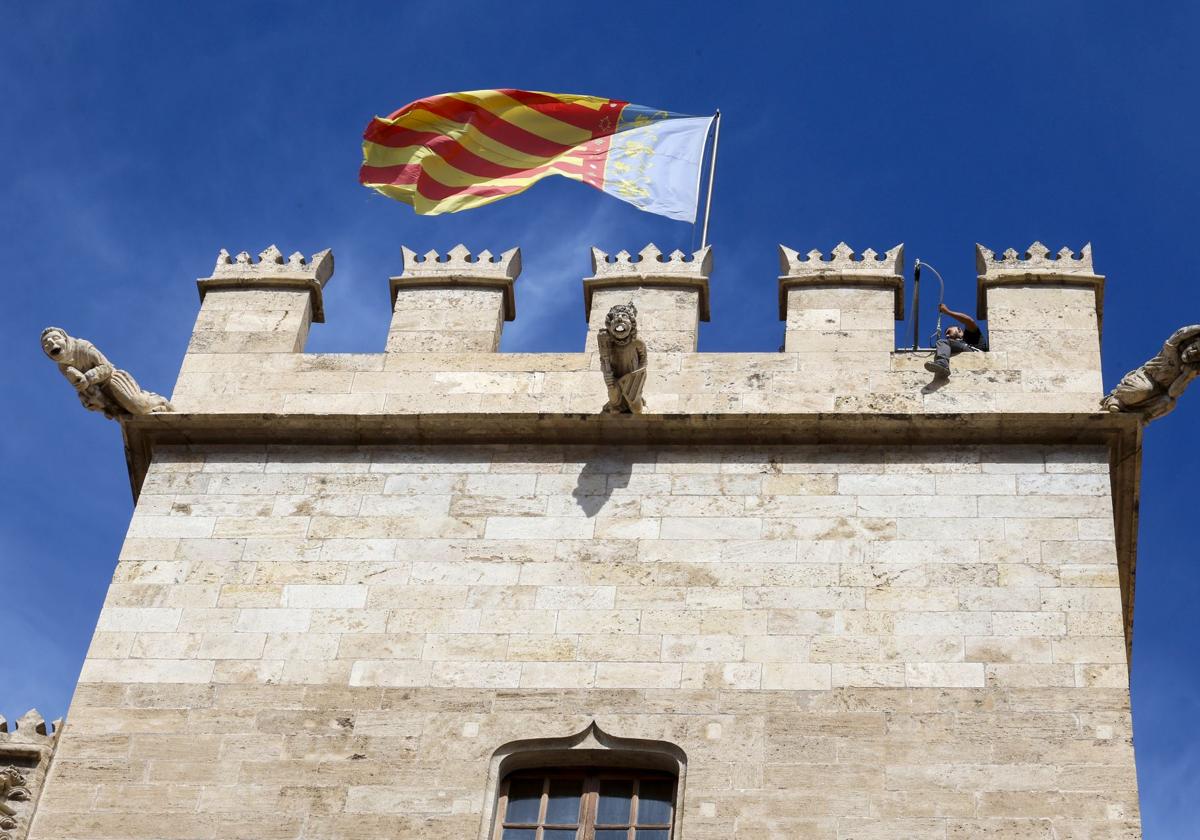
[27,241,1144,838]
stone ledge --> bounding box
[582,275,710,322]
[389,274,517,321]
[195,276,328,323]
[976,271,1106,326]
[778,274,905,321]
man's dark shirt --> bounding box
[962,326,988,351]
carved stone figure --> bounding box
[40,327,174,419]
[0,766,30,840]
[598,302,647,414]
[1101,325,1200,421]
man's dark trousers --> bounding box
[935,338,980,366]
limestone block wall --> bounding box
[33,443,1139,839]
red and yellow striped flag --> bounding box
[360,89,712,220]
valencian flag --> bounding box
[360,90,714,221]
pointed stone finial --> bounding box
[15,711,45,736]
[975,242,1094,275]
[0,714,6,733]
[778,243,904,277]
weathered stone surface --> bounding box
[1102,324,1200,421]
[388,245,520,353]
[33,443,1140,838]
[584,245,710,352]
[0,711,60,840]
[40,328,173,419]
[28,240,1151,838]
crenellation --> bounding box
[778,242,905,357]
[187,245,334,358]
[388,245,521,353]
[976,241,1094,276]
[585,244,711,352]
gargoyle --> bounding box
[40,327,174,420]
[598,302,647,414]
[0,766,29,839]
[1101,324,1200,421]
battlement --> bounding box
[398,244,522,281]
[975,241,1105,342]
[0,710,58,746]
[976,241,1094,276]
[589,243,712,279]
[166,239,1112,421]
[779,241,904,277]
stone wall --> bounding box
[32,443,1139,839]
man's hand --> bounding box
[938,303,951,315]
[66,367,87,390]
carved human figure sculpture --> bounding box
[1101,324,1200,421]
[40,327,174,419]
[598,302,647,414]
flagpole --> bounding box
[700,109,721,250]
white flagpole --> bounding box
[700,109,721,250]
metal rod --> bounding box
[700,110,721,249]
[912,260,922,351]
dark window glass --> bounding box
[545,778,583,824]
[638,779,673,824]
[597,779,634,824]
[595,832,628,840]
[637,831,670,840]
[501,830,536,840]
[504,778,542,824]
[543,831,578,840]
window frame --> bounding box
[493,767,677,840]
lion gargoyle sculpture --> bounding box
[40,327,174,420]
[1101,324,1200,422]
[598,302,647,414]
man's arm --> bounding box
[939,303,979,332]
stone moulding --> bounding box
[196,245,334,322]
[584,245,712,321]
[777,243,906,320]
[391,245,522,322]
[975,242,1105,324]
[477,721,687,840]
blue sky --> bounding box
[1,2,1197,834]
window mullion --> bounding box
[495,781,509,840]
[582,775,599,840]
[536,776,550,840]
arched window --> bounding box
[481,722,686,840]
[495,767,675,839]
